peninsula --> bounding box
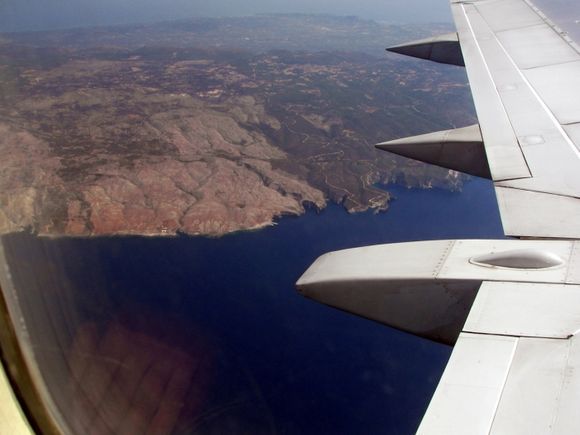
[0,15,475,236]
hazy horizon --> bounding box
[0,0,451,32]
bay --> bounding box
[2,177,504,434]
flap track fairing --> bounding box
[386,32,465,66]
[376,124,491,179]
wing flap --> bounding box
[491,336,580,435]
[463,281,580,338]
[524,60,580,126]
[419,280,580,434]
[496,23,578,69]
[495,187,580,239]
[417,333,517,435]
[419,333,580,435]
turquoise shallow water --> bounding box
[3,177,504,434]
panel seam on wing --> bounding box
[565,242,580,283]
[432,240,456,277]
[494,184,580,201]
[520,57,580,71]
[487,334,519,434]
[463,7,533,177]
[463,331,573,340]
[549,338,573,430]
[523,0,580,54]
[491,19,580,162]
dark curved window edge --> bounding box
[0,284,62,435]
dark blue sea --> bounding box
[3,178,504,434]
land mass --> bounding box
[0,15,476,236]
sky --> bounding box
[0,0,452,32]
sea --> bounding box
[2,177,504,435]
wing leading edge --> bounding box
[296,0,580,433]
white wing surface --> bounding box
[297,0,580,433]
[418,2,580,432]
[380,0,580,239]
[452,0,580,239]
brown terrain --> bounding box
[0,15,476,237]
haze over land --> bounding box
[0,0,452,32]
[0,15,475,236]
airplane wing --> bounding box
[296,0,580,433]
